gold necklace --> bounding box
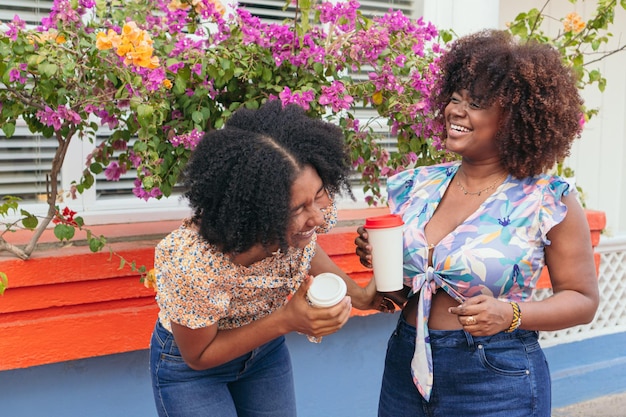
[456,174,506,196]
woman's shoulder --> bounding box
[156,219,220,264]
[387,162,458,213]
[515,172,572,199]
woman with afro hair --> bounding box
[355,29,599,416]
[149,100,393,417]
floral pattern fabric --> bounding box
[154,202,338,332]
[387,161,570,401]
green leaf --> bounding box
[88,235,106,252]
[134,141,148,153]
[81,171,95,190]
[54,224,76,241]
[0,272,7,295]
[160,181,172,197]
[90,162,104,174]
[2,122,15,138]
[74,216,85,227]
[20,210,38,229]
[192,110,204,125]
[173,75,187,95]
[39,63,58,77]
[137,104,154,128]
[12,42,25,55]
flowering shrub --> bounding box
[0,0,448,268]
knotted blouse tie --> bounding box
[407,263,465,402]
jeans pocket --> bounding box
[476,342,530,376]
[152,322,186,363]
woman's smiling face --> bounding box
[444,89,503,161]
[286,165,331,249]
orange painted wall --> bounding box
[0,208,605,371]
[0,208,387,371]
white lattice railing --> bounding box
[536,235,626,347]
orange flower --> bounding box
[563,12,585,34]
[167,0,190,11]
[29,30,66,45]
[372,91,383,105]
[96,29,120,50]
[98,22,159,69]
[143,268,157,290]
[163,79,173,89]
[192,0,226,16]
[121,22,142,43]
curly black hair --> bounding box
[430,29,584,178]
[181,100,353,254]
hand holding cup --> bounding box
[364,214,405,292]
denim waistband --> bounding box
[395,311,539,348]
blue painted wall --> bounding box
[545,331,626,408]
[1,313,624,417]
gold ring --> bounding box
[466,316,476,326]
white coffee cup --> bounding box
[306,272,347,343]
[364,214,405,292]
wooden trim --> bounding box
[0,208,605,371]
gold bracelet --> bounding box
[505,301,522,333]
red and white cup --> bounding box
[364,214,405,292]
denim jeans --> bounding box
[378,314,551,417]
[150,320,297,417]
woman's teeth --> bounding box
[450,123,471,132]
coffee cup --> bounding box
[306,272,347,343]
[364,214,405,292]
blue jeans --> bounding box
[378,314,551,417]
[150,320,297,417]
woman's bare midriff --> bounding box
[402,291,464,330]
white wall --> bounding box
[423,0,500,35]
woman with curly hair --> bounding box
[149,100,392,417]
[355,29,599,416]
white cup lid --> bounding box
[307,273,347,307]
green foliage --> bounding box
[0,271,7,295]
[507,0,626,122]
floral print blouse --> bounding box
[154,203,337,332]
[388,161,571,401]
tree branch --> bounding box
[0,237,29,260]
[584,44,626,67]
[21,125,76,257]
